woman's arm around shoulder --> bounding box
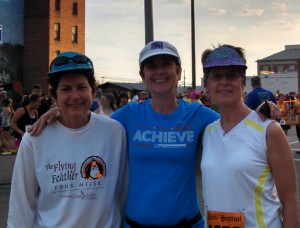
[28,107,60,136]
[266,121,299,228]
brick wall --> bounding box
[23,0,85,94]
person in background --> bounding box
[189,90,202,104]
[7,51,128,227]
[38,93,53,116]
[19,83,51,116]
[112,90,120,107]
[293,92,300,153]
[118,92,129,109]
[90,86,103,112]
[275,90,280,100]
[137,90,148,103]
[246,76,277,110]
[277,92,291,136]
[10,94,41,150]
[130,89,139,102]
[96,93,116,117]
[19,83,42,107]
[0,98,13,154]
[0,90,8,127]
[201,44,298,228]
[176,92,184,99]
[183,87,193,103]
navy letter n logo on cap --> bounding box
[151,41,163,50]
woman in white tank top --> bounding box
[201,44,299,228]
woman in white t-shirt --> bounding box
[96,93,116,117]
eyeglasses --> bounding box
[50,55,93,69]
[208,71,242,81]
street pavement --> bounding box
[1,127,300,227]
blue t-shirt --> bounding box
[246,87,277,110]
[112,99,219,226]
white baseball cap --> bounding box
[139,40,181,65]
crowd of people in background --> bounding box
[0,84,55,155]
[0,80,298,154]
[2,77,300,155]
[87,78,300,156]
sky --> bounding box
[87,1,299,86]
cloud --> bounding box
[234,4,264,17]
[85,0,300,84]
[271,2,289,11]
[206,8,226,15]
[249,25,258,31]
[228,26,237,32]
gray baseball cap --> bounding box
[139,40,181,65]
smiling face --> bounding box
[205,66,245,108]
[54,73,95,128]
[140,54,181,98]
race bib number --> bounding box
[207,210,244,228]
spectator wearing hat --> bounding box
[246,76,277,110]
[8,51,128,227]
[137,90,148,103]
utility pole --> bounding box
[100,76,106,84]
[0,25,3,44]
[184,69,186,91]
[191,0,196,89]
[144,0,154,44]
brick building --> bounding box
[23,0,85,93]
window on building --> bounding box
[289,65,295,71]
[72,26,78,43]
[54,50,60,57]
[263,66,268,71]
[72,2,78,15]
[55,0,60,11]
[54,23,60,40]
[277,65,284,73]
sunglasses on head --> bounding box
[50,55,93,69]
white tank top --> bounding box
[201,111,282,227]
